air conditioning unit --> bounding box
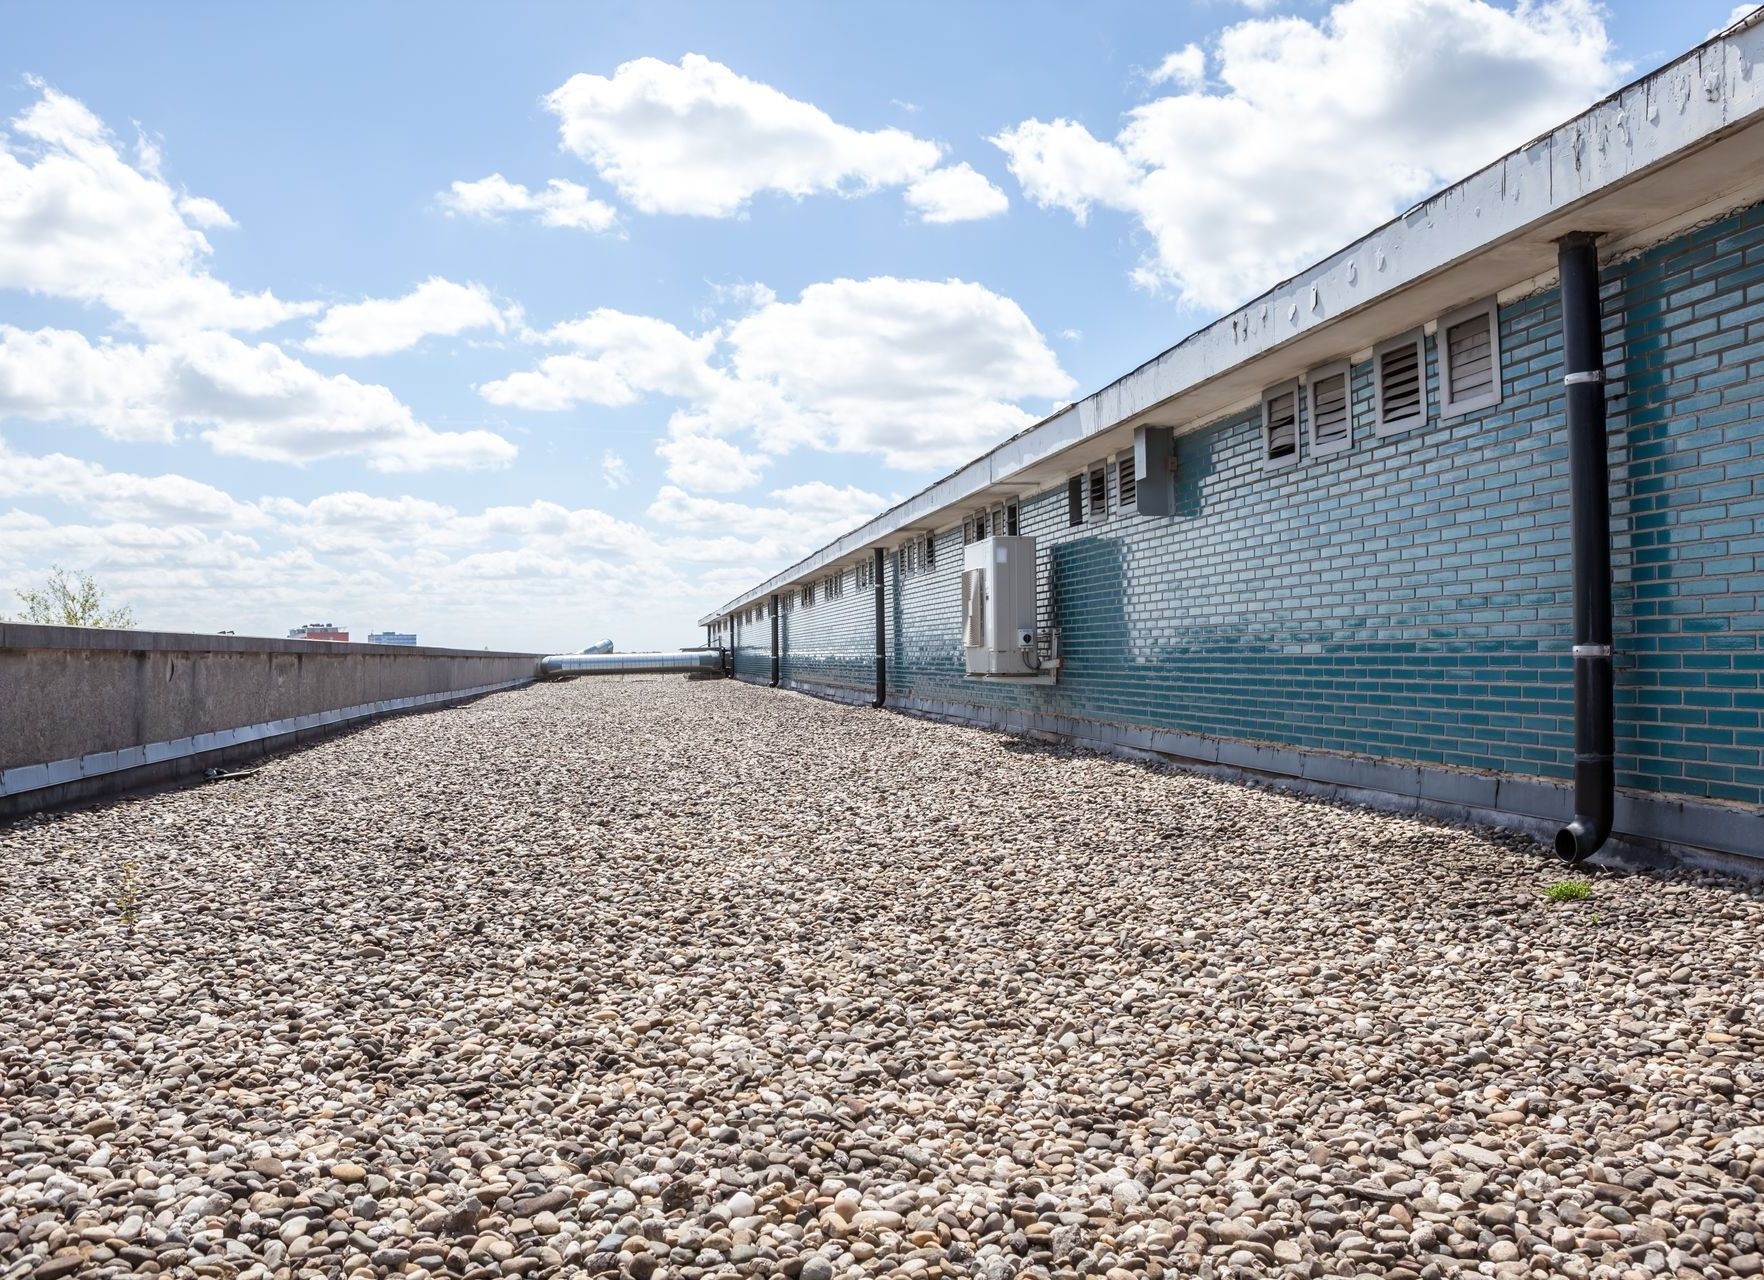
[962,535,1054,678]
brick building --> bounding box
[702,19,1764,869]
[287,622,348,642]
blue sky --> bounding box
[1,0,1751,651]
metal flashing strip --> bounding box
[0,678,532,799]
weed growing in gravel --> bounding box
[1544,879,1592,902]
[117,860,140,933]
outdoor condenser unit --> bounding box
[962,534,1053,678]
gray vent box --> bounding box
[1133,426,1176,517]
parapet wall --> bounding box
[0,624,539,817]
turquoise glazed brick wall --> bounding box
[780,571,872,693]
[1612,204,1764,803]
[765,202,1764,809]
[732,603,771,683]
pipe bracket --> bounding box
[1572,643,1612,658]
[1563,370,1606,385]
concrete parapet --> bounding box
[0,624,540,817]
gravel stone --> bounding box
[2,676,1762,1279]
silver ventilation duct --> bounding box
[539,650,724,679]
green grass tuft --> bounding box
[1544,879,1592,903]
[117,860,140,932]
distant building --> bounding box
[368,631,417,646]
[288,622,348,642]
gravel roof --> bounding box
[3,678,1762,1280]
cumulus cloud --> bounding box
[266,491,655,559]
[0,87,512,474]
[601,449,631,489]
[655,433,768,493]
[993,0,1622,310]
[0,483,701,650]
[0,325,516,471]
[440,173,618,232]
[537,54,1002,224]
[0,438,262,525]
[0,83,315,337]
[307,277,514,358]
[723,277,1071,465]
[481,309,721,411]
[482,277,1073,475]
[904,163,1009,224]
[1147,44,1207,88]
[647,480,891,565]
[0,432,722,645]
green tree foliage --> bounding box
[13,566,137,628]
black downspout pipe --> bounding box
[770,594,780,687]
[872,547,887,709]
[1555,231,1615,864]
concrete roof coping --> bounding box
[0,621,541,659]
[700,12,1764,627]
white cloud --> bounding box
[266,490,655,559]
[1147,44,1207,87]
[263,490,456,538]
[440,173,618,232]
[545,54,937,216]
[307,277,513,358]
[647,480,890,564]
[723,277,1072,467]
[543,54,999,224]
[656,433,768,492]
[0,325,173,441]
[904,163,1009,224]
[0,440,827,645]
[176,194,236,229]
[0,438,261,525]
[480,309,720,411]
[483,277,1072,475]
[0,493,699,650]
[601,449,631,489]
[0,324,516,472]
[0,84,315,337]
[989,118,1139,226]
[994,0,1622,310]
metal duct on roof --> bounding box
[539,650,724,679]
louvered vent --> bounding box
[1446,311,1494,404]
[1117,453,1138,509]
[1068,476,1084,527]
[1310,370,1349,452]
[1378,340,1422,428]
[1089,466,1107,517]
[1266,389,1298,461]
